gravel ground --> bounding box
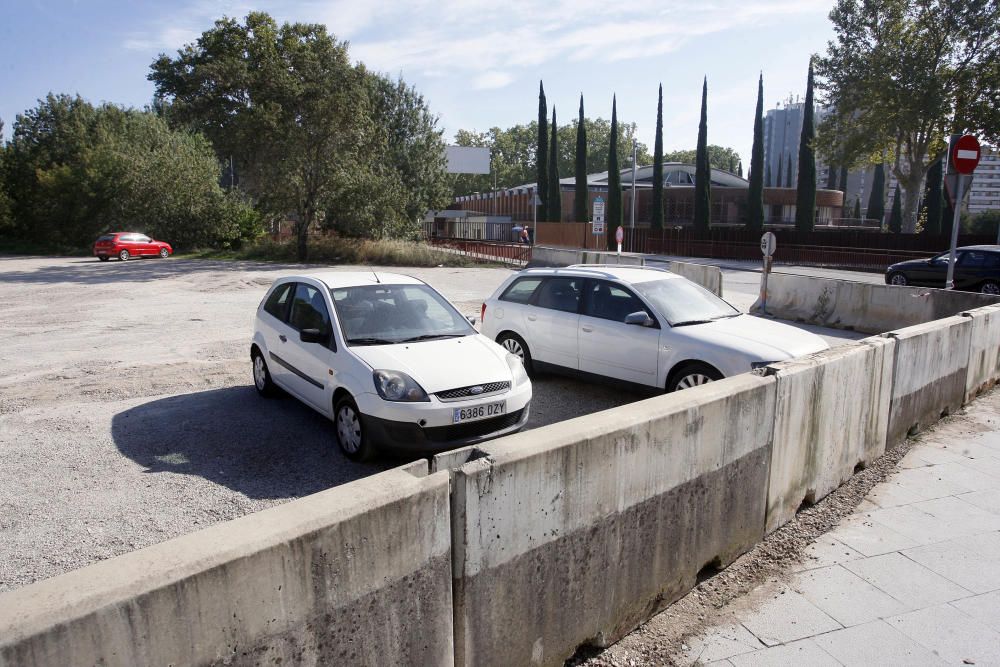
[572,389,1000,667]
[0,255,646,593]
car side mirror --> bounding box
[467,316,477,325]
[624,311,655,327]
[300,328,326,344]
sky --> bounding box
[0,0,837,168]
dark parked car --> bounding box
[93,233,173,261]
[885,245,1000,294]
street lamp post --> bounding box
[630,139,637,232]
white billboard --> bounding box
[446,146,490,174]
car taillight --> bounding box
[481,303,486,322]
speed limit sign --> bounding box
[760,232,776,257]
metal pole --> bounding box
[630,139,637,230]
[945,175,965,290]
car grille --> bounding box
[435,381,511,401]
[423,408,525,443]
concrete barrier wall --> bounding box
[963,304,1000,403]
[763,337,895,532]
[667,260,724,297]
[442,374,776,667]
[0,463,454,667]
[752,272,999,333]
[882,316,972,446]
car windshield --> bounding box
[631,278,740,326]
[330,283,475,345]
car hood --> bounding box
[888,257,933,271]
[676,314,829,360]
[349,334,511,393]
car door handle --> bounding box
[581,326,593,332]
[279,334,287,342]
[527,315,537,321]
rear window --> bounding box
[263,282,294,321]
[96,235,115,242]
[500,277,543,304]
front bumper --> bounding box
[362,403,531,454]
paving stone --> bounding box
[727,639,839,667]
[867,480,931,508]
[680,623,765,665]
[828,514,919,557]
[899,444,966,468]
[812,619,947,666]
[738,587,842,647]
[865,498,995,546]
[903,532,1000,594]
[886,603,1000,666]
[843,552,973,610]
[950,590,1000,634]
[920,461,1000,492]
[957,489,1000,516]
[790,536,866,573]
[910,495,1000,534]
[793,564,909,626]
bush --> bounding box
[207,236,477,267]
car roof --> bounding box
[959,245,1000,252]
[515,265,683,284]
[280,271,426,289]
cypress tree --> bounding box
[573,95,588,223]
[838,165,848,192]
[889,184,903,233]
[738,161,743,178]
[867,163,886,225]
[853,197,862,219]
[795,61,817,232]
[766,163,772,188]
[536,81,549,223]
[693,77,711,232]
[651,84,664,231]
[746,72,765,232]
[785,153,793,188]
[547,108,560,222]
[607,95,622,250]
[942,185,955,239]
[923,158,944,235]
[776,154,783,188]
[826,161,838,189]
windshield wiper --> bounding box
[399,333,467,343]
[671,319,715,327]
[346,337,396,346]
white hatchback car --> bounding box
[480,265,828,392]
[252,272,532,460]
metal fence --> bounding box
[427,237,532,266]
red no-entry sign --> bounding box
[951,135,981,175]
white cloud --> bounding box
[473,71,514,90]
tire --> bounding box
[497,332,534,376]
[159,248,169,259]
[980,280,1000,295]
[118,249,130,261]
[251,348,279,397]
[667,362,723,393]
[334,395,374,462]
[98,256,109,262]
[888,272,908,286]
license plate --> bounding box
[453,401,505,424]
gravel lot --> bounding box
[0,255,649,592]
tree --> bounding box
[547,108,561,222]
[766,163,772,188]
[796,61,817,232]
[573,95,588,223]
[867,163,886,224]
[651,84,664,231]
[663,145,740,171]
[853,197,862,219]
[777,153,784,189]
[693,78,711,232]
[0,119,11,235]
[825,162,838,189]
[922,158,944,235]
[738,161,743,178]
[838,165,848,192]
[817,0,1000,232]
[747,73,765,232]
[785,153,794,188]
[607,96,622,249]
[889,184,903,232]
[536,81,549,223]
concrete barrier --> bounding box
[440,374,776,667]
[882,316,972,446]
[752,272,999,333]
[762,337,895,532]
[0,463,453,667]
[963,304,1000,403]
[530,246,724,296]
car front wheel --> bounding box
[98,256,109,262]
[335,396,373,461]
[497,332,534,376]
[888,272,908,286]
[980,280,999,295]
[118,249,130,261]
[159,248,169,258]
[668,362,723,393]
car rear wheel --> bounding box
[159,248,169,259]
[251,348,279,397]
[118,249,130,261]
[888,272,908,286]
[335,396,373,462]
[668,362,723,393]
[980,280,999,295]
[497,332,534,376]
[98,256,109,262]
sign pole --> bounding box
[759,232,777,314]
[945,175,965,290]
[944,135,981,290]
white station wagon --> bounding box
[252,272,532,461]
[480,265,828,392]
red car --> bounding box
[93,233,173,261]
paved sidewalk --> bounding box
[682,394,1000,666]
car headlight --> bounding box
[373,370,429,402]
[506,353,529,386]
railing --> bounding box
[427,237,532,266]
